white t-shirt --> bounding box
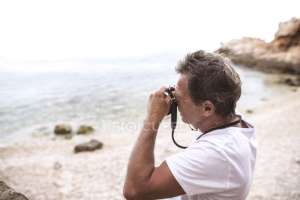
[166,122,256,200]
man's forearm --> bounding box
[124,118,160,195]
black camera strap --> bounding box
[172,128,188,149]
[172,115,242,149]
[196,115,242,140]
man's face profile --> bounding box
[175,74,200,125]
[175,74,216,128]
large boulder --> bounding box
[216,18,300,74]
[0,181,29,200]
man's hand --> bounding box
[146,86,171,125]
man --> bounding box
[123,50,257,200]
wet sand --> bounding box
[1,88,300,200]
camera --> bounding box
[164,87,177,128]
[164,86,177,115]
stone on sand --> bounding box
[74,139,103,153]
[77,125,95,135]
[54,124,72,135]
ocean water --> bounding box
[0,61,289,140]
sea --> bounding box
[0,56,290,141]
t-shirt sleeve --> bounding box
[165,141,229,195]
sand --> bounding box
[1,88,300,200]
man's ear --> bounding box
[201,100,215,117]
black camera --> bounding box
[164,86,177,115]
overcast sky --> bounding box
[0,0,299,61]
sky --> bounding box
[0,0,299,63]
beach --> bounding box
[1,2,300,199]
[1,85,300,199]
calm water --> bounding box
[0,61,288,140]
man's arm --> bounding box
[123,87,185,200]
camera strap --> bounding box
[172,115,242,149]
[196,115,242,140]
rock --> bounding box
[246,109,254,114]
[283,76,300,86]
[0,181,29,200]
[54,124,72,135]
[216,18,300,74]
[276,75,300,86]
[74,139,103,153]
[77,125,95,135]
[272,18,300,50]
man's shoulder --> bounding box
[165,126,256,198]
[193,126,256,148]
[189,127,256,166]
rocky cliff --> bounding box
[217,17,300,74]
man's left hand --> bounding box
[146,86,171,125]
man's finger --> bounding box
[152,86,167,97]
[159,86,167,92]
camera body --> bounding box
[164,87,177,129]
